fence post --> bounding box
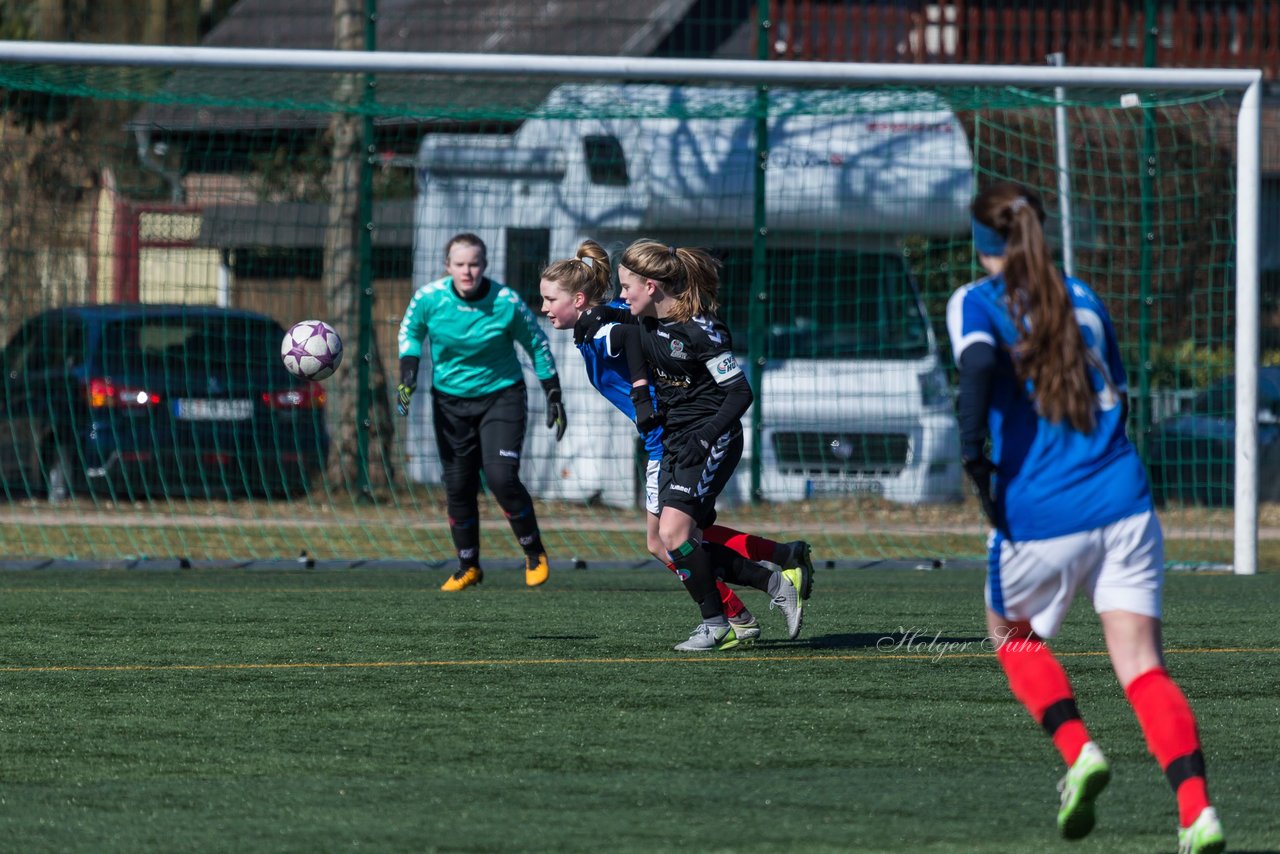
[749,0,770,503]
[1135,0,1159,457]
[355,0,376,498]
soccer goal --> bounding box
[0,42,1261,573]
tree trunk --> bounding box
[323,0,395,493]
[144,0,167,44]
[35,0,65,40]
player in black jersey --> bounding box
[541,240,815,647]
[616,240,811,651]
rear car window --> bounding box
[96,316,287,382]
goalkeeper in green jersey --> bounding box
[396,232,565,591]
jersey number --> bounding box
[1074,308,1120,413]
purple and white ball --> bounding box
[281,320,344,381]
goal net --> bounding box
[0,48,1260,570]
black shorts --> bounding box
[431,382,527,468]
[658,426,743,526]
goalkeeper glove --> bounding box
[396,383,415,416]
[542,377,567,442]
[396,356,419,416]
[962,456,1000,531]
[630,385,662,433]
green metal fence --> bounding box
[0,51,1250,568]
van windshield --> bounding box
[718,248,931,360]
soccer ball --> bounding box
[281,320,343,381]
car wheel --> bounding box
[277,464,320,499]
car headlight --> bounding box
[918,366,952,408]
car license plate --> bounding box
[806,477,885,496]
[175,398,253,421]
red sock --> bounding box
[664,561,745,619]
[996,639,1091,765]
[1125,667,1211,827]
[717,582,745,620]
[703,524,777,563]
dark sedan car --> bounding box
[1146,367,1280,506]
[0,305,329,501]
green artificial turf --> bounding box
[0,567,1274,852]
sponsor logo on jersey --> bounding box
[669,339,687,359]
[499,449,520,459]
[653,367,691,388]
[704,352,743,383]
[656,329,671,339]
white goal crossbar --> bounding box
[0,42,1261,574]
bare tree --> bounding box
[143,0,166,44]
[35,0,65,39]
[323,0,395,495]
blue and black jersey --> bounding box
[573,300,663,461]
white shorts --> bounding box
[986,510,1164,639]
[645,458,660,516]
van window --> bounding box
[717,249,931,360]
[583,135,629,186]
[505,228,551,308]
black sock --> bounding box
[703,541,774,593]
[670,539,723,620]
[448,514,480,572]
[504,504,545,556]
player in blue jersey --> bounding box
[538,239,813,649]
[947,182,1223,853]
[396,233,566,592]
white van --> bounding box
[406,84,972,506]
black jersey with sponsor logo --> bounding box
[634,313,746,433]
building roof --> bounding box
[202,0,698,55]
[129,0,704,132]
[196,200,415,248]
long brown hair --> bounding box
[540,240,612,306]
[973,182,1096,433]
[619,239,721,323]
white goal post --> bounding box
[0,41,1262,574]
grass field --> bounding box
[1,492,1274,568]
[0,566,1276,852]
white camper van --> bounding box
[407,85,972,506]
